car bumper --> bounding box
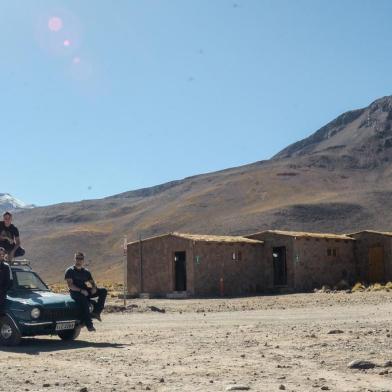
[18,320,80,336]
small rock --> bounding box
[225,385,250,391]
[327,329,344,334]
[383,360,392,367]
[80,388,88,392]
[42,384,50,388]
[148,306,165,313]
[279,385,286,390]
[321,387,329,390]
[347,360,376,369]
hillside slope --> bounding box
[14,95,392,283]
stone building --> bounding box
[245,230,356,291]
[347,230,392,283]
[126,232,264,297]
[125,228,392,298]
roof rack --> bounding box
[10,259,32,270]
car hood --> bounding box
[7,291,76,308]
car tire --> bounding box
[58,324,82,341]
[0,315,22,346]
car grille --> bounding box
[41,308,79,321]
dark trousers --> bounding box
[14,247,25,257]
[6,247,25,259]
[0,291,7,316]
[89,288,107,313]
[70,288,107,328]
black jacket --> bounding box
[0,262,12,293]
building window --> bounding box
[327,248,338,257]
[232,252,236,260]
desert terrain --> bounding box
[1,291,392,392]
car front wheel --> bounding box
[0,315,22,346]
[58,324,82,341]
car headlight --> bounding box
[31,308,40,319]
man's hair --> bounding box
[0,247,5,253]
[74,251,85,260]
[3,211,12,218]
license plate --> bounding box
[55,321,75,331]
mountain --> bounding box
[13,95,392,283]
[0,193,34,213]
[273,96,392,169]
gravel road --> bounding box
[1,292,392,392]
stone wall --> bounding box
[246,232,356,290]
[127,234,265,297]
[192,241,265,296]
[349,232,392,283]
[246,232,294,288]
[292,237,355,290]
[127,235,194,296]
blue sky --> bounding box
[1,0,392,206]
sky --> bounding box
[1,0,392,206]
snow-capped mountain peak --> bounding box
[0,193,34,212]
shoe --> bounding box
[91,312,102,322]
[87,325,96,332]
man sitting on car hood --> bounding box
[65,252,107,332]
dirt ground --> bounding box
[1,291,392,392]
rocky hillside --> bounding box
[273,96,392,169]
[13,95,392,283]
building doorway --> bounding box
[272,247,287,286]
[174,251,187,291]
[368,246,385,283]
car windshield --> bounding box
[14,271,49,291]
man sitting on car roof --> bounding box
[0,211,25,261]
[65,252,107,332]
[0,247,13,316]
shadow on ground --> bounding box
[0,338,129,355]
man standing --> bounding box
[0,247,13,316]
[65,252,107,332]
[0,212,25,261]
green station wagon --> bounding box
[0,262,88,346]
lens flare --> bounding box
[73,57,81,64]
[48,17,63,32]
[63,39,71,47]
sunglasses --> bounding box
[75,257,84,261]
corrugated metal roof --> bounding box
[128,232,263,245]
[248,229,354,241]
